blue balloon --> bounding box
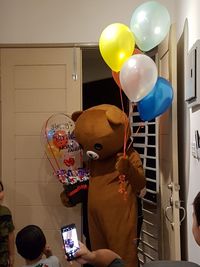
[137,77,173,121]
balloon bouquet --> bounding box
[41,113,89,205]
[99,1,173,122]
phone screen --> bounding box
[61,223,80,261]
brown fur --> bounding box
[73,104,146,267]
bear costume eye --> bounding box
[94,143,103,151]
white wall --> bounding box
[0,0,175,44]
[176,0,200,263]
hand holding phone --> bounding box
[61,223,80,261]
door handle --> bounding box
[175,201,186,225]
[165,202,186,228]
[165,205,174,228]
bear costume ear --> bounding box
[71,111,83,122]
[106,106,128,125]
[88,104,128,125]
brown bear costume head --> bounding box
[72,104,130,161]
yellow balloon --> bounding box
[99,23,135,72]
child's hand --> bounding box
[43,245,53,258]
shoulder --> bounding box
[0,205,14,231]
[43,256,61,267]
[0,205,12,216]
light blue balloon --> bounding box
[130,1,170,52]
[137,77,173,121]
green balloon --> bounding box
[130,1,170,52]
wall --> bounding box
[175,0,200,263]
[0,0,175,44]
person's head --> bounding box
[0,181,4,203]
[192,192,200,246]
[16,225,46,261]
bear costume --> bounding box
[70,104,146,267]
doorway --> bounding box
[82,47,129,113]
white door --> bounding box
[134,24,182,264]
[0,47,82,267]
[157,24,182,260]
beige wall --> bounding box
[0,0,175,44]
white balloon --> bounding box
[119,54,158,102]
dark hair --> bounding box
[15,225,46,260]
[193,192,200,226]
[0,181,4,191]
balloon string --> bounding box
[123,120,129,158]
[126,125,143,152]
[126,103,145,152]
[122,101,135,157]
[80,149,84,168]
[44,117,61,170]
[119,86,125,113]
[118,85,129,199]
[44,151,57,173]
[118,85,128,158]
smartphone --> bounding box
[61,223,80,261]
